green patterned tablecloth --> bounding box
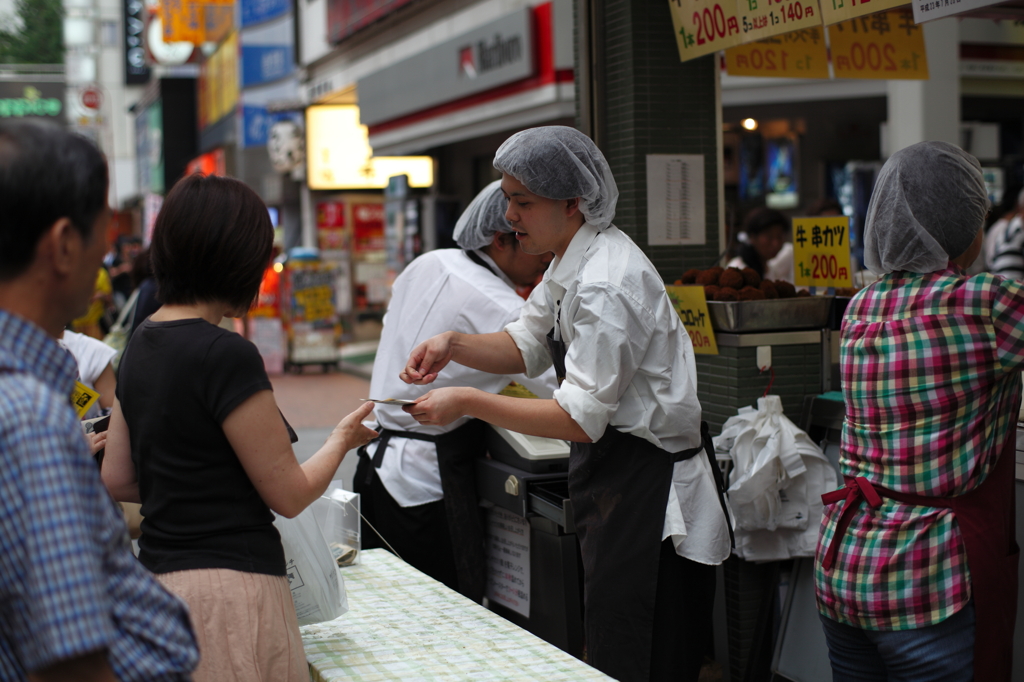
[301,549,610,681]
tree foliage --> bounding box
[0,0,65,64]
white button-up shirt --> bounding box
[368,249,558,507]
[505,223,731,564]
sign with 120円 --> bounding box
[828,9,929,79]
[666,285,719,355]
[792,217,853,289]
[668,0,744,62]
[735,0,821,43]
[725,27,829,78]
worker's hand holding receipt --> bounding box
[400,332,456,385]
[402,387,471,426]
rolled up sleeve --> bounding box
[504,283,556,378]
[554,283,655,442]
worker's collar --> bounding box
[468,249,516,290]
[548,222,601,290]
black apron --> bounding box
[546,326,731,682]
[360,418,488,603]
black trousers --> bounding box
[353,454,460,593]
[650,539,717,682]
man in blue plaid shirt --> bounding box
[0,121,199,681]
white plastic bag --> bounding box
[713,395,838,562]
[274,506,349,626]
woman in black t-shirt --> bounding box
[102,174,377,682]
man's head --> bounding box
[864,141,988,274]
[0,121,110,335]
[151,173,274,315]
[493,126,617,257]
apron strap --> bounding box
[358,427,439,486]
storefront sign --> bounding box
[485,507,531,619]
[792,216,853,288]
[328,0,416,44]
[352,203,385,253]
[818,0,907,26]
[726,28,829,78]
[316,202,347,252]
[161,0,235,43]
[828,10,928,80]
[356,8,534,127]
[669,0,743,62]
[241,105,299,148]
[0,83,65,121]
[647,154,706,246]
[288,263,337,323]
[185,148,226,176]
[736,0,820,43]
[241,0,289,27]
[666,286,719,355]
[241,45,294,87]
[198,31,239,128]
[124,0,150,84]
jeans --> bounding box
[819,601,974,682]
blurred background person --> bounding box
[987,188,1024,279]
[728,207,790,280]
[102,173,378,682]
[355,179,557,602]
[108,235,142,310]
[129,247,161,338]
[69,263,113,339]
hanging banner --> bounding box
[668,0,743,62]
[666,285,719,355]
[828,9,929,80]
[161,0,234,43]
[792,216,853,288]
[735,0,820,43]
[818,0,907,26]
[725,27,829,78]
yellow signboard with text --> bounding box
[828,9,929,79]
[666,286,719,355]
[735,0,821,43]
[792,216,853,288]
[725,27,829,78]
[818,0,908,25]
[668,0,744,62]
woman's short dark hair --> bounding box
[0,120,109,281]
[150,174,274,311]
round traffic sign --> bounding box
[81,87,102,110]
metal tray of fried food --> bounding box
[706,296,834,332]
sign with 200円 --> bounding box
[735,0,821,43]
[668,0,744,62]
[665,285,718,355]
[828,9,929,80]
[792,217,852,289]
[725,27,829,78]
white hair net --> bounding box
[452,180,512,250]
[493,126,618,229]
[864,141,988,274]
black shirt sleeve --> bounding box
[203,331,274,424]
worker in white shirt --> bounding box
[354,180,557,602]
[400,126,733,682]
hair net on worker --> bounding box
[452,180,512,250]
[864,141,988,274]
[493,126,618,229]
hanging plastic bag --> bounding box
[714,395,838,562]
[274,506,349,626]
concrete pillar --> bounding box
[886,17,960,155]
[576,0,724,279]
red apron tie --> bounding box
[820,476,884,571]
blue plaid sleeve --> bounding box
[1,377,119,672]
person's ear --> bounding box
[40,218,80,277]
[565,198,581,218]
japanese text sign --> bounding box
[725,27,829,78]
[666,286,719,355]
[669,0,743,62]
[735,0,821,43]
[71,381,100,419]
[913,0,1005,24]
[828,9,929,79]
[792,216,852,288]
[818,0,907,25]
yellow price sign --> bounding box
[668,0,744,62]
[793,216,853,288]
[818,0,907,25]
[828,10,929,80]
[293,286,335,322]
[666,285,719,355]
[71,381,100,419]
[725,27,829,78]
[735,0,821,43]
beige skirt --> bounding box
[158,568,310,682]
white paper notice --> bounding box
[485,507,530,618]
[913,0,1004,24]
[646,154,706,246]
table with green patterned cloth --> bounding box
[301,548,610,681]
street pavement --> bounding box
[270,368,371,491]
